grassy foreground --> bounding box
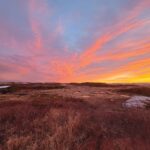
[0,83,150,150]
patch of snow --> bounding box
[0,85,10,89]
[123,96,150,108]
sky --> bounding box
[0,0,150,83]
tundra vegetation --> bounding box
[0,83,150,150]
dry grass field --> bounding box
[0,83,150,150]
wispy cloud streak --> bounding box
[0,0,150,82]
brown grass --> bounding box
[118,86,150,97]
[70,82,135,88]
[0,84,150,149]
[0,83,65,94]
